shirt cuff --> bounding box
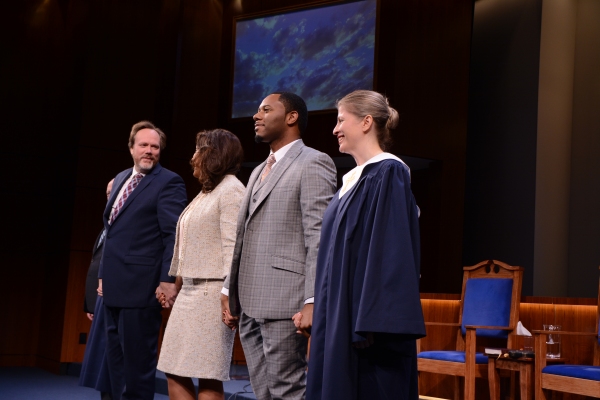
[304,297,314,304]
[221,287,229,296]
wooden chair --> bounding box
[534,266,600,399]
[417,260,523,400]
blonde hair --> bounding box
[336,90,399,151]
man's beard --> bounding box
[254,134,263,144]
[136,158,156,173]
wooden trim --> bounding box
[522,296,597,305]
[542,374,600,397]
[425,322,461,327]
[418,359,465,376]
[420,293,461,300]
[465,325,511,330]
[422,293,597,306]
[531,330,598,336]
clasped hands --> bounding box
[97,278,179,309]
[219,295,313,338]
[156,279,180,309]
[292,303,313,338]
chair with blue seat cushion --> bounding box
[534,266,600,399]
[417,260,523,400]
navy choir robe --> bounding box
[307,158,426,400]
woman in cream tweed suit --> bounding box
[157,129,244,400]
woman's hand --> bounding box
[157,292,167,308]
[221,294,239,330]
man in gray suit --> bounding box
[221,92,337,400]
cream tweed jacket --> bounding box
[169,174,245,279]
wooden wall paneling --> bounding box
[60,251,93,363]
[232,332,246,365]
[520,303,597,366]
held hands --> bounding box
[220,294,239,330]
[156,282,178,309]
[292,303,313,338]
[97,279,103,296]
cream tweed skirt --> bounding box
[157,278,234,380]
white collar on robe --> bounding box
[339,152,409,198]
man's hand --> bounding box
[220,294,239,330]
[156,282,178,309]
[97,279,103,296]
[86,313,94,321]
[292,303,313,338]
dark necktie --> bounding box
[109,173,143,224]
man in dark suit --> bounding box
[99,121,187,400]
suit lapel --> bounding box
[250,160,267,196]
[114,164,161,221]
[104,168,131,225]
[248,140,304,219]
[106,164,162,226]
[239,163,263,227]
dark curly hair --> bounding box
[191,129,244,193]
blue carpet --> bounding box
[0,367,169,400]
[0,366,255,400]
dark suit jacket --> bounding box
[99,163,187,308]
[83,229,105,314]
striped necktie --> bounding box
[109,173,143,224]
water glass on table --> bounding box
[543,324,561,358]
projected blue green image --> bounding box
[231,0,376,118]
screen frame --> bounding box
[228,0,381,121]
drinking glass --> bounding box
[543,324,561,358]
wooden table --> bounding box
[488,355,564,400]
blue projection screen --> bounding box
[231,0,377,119]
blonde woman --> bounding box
[157,129,244,400]
[306,90,426,400]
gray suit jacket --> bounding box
[225,140,337,319]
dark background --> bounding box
[2,0,598,372]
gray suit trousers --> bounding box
[240,313,308,400]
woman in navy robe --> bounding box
[305,90,426,400]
